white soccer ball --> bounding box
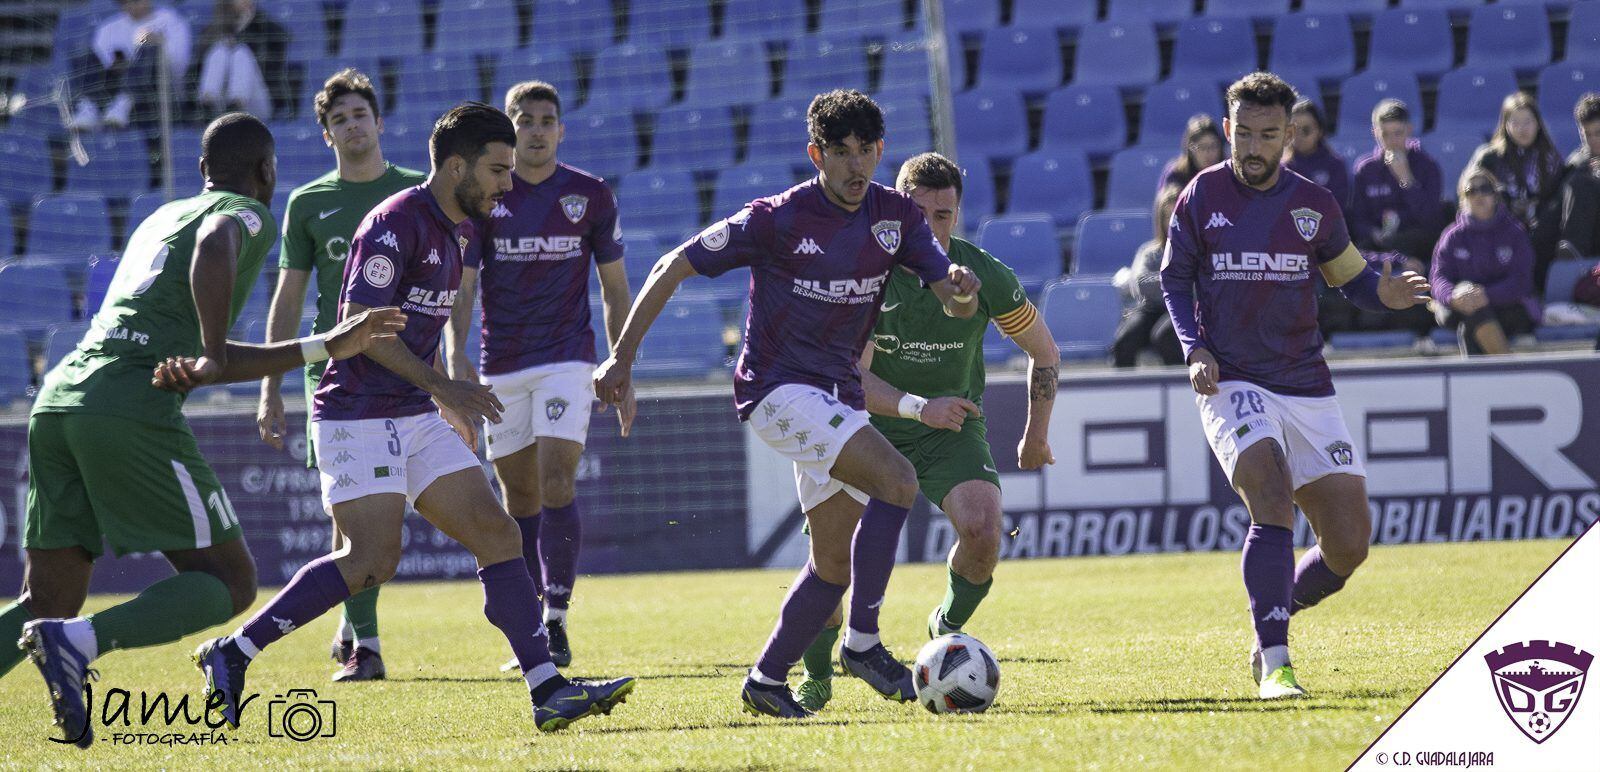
[913,633,1000,714]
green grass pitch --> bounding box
[0,538,1569,770]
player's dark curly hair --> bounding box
[505,80,562,119]
[313,68,381,128]
[202,112,274,183]
[806,89,885,149]
[430,102,516,170]
[1577,93,1600,125]
[1225,72,1298,117]
[896,152,963,199]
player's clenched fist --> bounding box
[947,264,981,298]
[593,355,632,408]
[919,396,980,432]
[1187,347,1220,396]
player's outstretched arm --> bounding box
[1319,245,1430,312]
[928,264,982,319]
[593,251,698,407]
[1009,317,1059,469]
[856,344,978,431]
[152,306,408,391]
[257,267,311,450]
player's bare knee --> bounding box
[343,539,402,588]
[954,511,1002,559]
[1324,523,1370,573]
[810,552,851,586]
[870,456,919,507]
[500,477,541,516]
[537,471,576,509]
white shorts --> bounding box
[747,383,873,512]
[313,412,483,510]
[1197,381,1366,491]
[481,361,596,460]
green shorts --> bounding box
[26,412,243,558]
[303,361,326,469]
[890,416,1001,510]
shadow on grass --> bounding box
[575,713,919,736]
[993,690,1407,716]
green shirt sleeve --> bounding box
[971,245,1030,332]
[279,188,314,270]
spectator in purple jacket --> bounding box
[1350,99,1445,266]
[1159,114,1224,194]
[1431,168,1538,355]
[1284,99,1350,207]
[1467,92,1565,290]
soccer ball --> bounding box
[913,633,1000,714]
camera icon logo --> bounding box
[267,689,337,741]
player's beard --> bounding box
[1237,156,1278,187]
[454,176,495,220]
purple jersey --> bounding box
[315,186,474,420]
[1159,162,1351,398]
[679,178,952,420]
[467,164,623,375]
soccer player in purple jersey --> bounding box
[191,104,635,734]
[594,90,982,718]
[445,81,632,672]
[1160,73,1431,700]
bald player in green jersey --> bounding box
[255,68,425,682]
[796,153,1062,711]
[0,113,405,748]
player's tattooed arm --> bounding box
[1029,364,1058,402]
[1012,316,1059,469]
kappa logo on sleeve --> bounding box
[377,231,400,249]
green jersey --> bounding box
[279,164,426,338]
[868,237,1035,440]
[34,191,278,426]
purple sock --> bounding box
[234,555,350,656]
[1241,524,1295,652]
[479,558,553,673]
[1292,545,1348,614]
[847,498,911,637]
[754,564,848,682]
[538,503,580,610]
[515,516,544,600]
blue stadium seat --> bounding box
[1272,67,1325,108]
[685,39,769,109]
[50,0,118,71]
[977,215,1061,291]
[981,321,1013,365]
[1009,0,1097,33]
[1568,1,1600,65]
[1328,331,1418,350]
[267,0,329,60]
[723,0,808,42]
[1073,21,1160,90]
[1104,0,1192,30]
[1040,85,1126,159]
[1466,4,1550,76]
[712,164,795,216]
[1399,0,1486,19]
[163,128,205,194]
[976,26,1064,96]
[433,0,520,52]
[0,261,75,329]
[395,53,484,116]
[1171,17,1257,87]
[491,47,578,110]
[879,95,932,156]
[339,0,424,58]
[380,118,433,172]
[299,56,381,111]
[270,121,336,190]
[29,195,112,256]
[618,170,698,235]
[0,328,29,400]
[0,197,12,258]
[1268,12,1355,86]
[84,253,119,317]
[744,99,813,173]
[1007,149,1093,228]
[66,130,150,199]
[45,322,91,371]
[626,0,711,50]
[1326,135,1367,174]
[952,86,1028,164]
[589,44,675,112]
[939,0,1001,39]
[560,109,640,181]
[1335,72,1423,139]
[1106,145,1170,209]
[230,279,274,339]
[1422,133,1485,200]
[960,156,997,226]
[1367,8,1453,80]
[1204,0,1290,21]
[1040,277,1123,360]
[1539,63,1600,154]
[634,297,727,378]
[874,148,916,187]
[647,105,737,173]
[821,0,910,38]
[532,0,616,56]
[125,192,168,245]
[880,35,966,94]
[1300,0,1387,21]
[1434,67,1519,139]
[1073,209,1152,276]
[1544,258,1599,304]
[0,131,53,202]
[782,36,870,100]
[1138,78,1223,147]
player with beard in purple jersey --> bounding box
[595,90,981,719]
[191,104,635,734]
[446,81,631,673]
[1160,73,1430,700]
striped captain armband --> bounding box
[993,301,1039,337]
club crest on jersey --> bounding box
[872,220,902,255]
[560,194,589,224]
[545,398,569,422]
[458,235,469,254]
[1325,440,1354,466]
[1291,208,1322,242]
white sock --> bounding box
[544,607,568,625]
[337,619,354,643]
[355,637,381,654]
[842,628,879,653]
[523,661,560,692]
[748,667,783,686]
[1260,644,1291,673]
[60,618,99,662]
[229,629,260,659]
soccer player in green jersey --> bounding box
[795,152,1062,711]
[0,113,406,748]
[255,68,425,682]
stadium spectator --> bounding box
[1112,184,1183,368]
[1159,114,1224,193]
[68,0,193,130]
[1283,99,1349,207]
[1349,100,1444,266]
[1467,93,1564,290]
[1559,93,1600,259]
[196,0,289,119]
[1431,168,1538,356]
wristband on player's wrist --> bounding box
[300,336,330,363]
[898,393,928,421]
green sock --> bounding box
[87,572,234,653]
[940,565,993,629]
[0,601,34,677]
[341,586,380,640]
[801,624,840,681]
